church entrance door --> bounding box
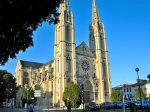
[84,91,90,103]
[84,80,94,103]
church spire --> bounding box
[92,0,100,25]
[60,0,70,12]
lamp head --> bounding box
[135,68,139,72]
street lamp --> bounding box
[147,74,150,99]
[135,68,142,109]
[25,84,28,112]
[147,74,150,82]
[122,84,125,112]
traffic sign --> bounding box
[34,90,41,97]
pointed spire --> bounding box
[60,0,70,12]
[92,0,100,25]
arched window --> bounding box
[67,14,69,21]
[100,35,104,50]
[102,61,106,78]
[104,81,107,91]
[35,84,40,90]
[66,13,70,22]
[94,73,95,78]
[23,78,28,85]
[66,54,71,71]
[66,26,70,41]
[90,36,95,52]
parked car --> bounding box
[135,100,150,109]
[115,101,127,109]
[95,103,100,110]
[0,102,5,108]
[100,101,115,110]
[85,102,100,111]
[125,101,136,108]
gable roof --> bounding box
[20,60,44,68]
[76,41,94,57]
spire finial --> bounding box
[92,0,100,25]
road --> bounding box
[0,108,22,112]
[0,108,149,112]
[0,108,128,112]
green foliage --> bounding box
[134,88,145,100]
[21,86,34,104]
[0,70,18,102]
[63,81,81,108]
[110,90,122,103]
[0,0,62,65]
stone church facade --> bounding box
[14,0,112,107]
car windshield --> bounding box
[106,102,113,104]
[116,101,122,104]
[136,101,140,104]
[126,101,133,103]
[90,102,96,105]
[132,101,138,103]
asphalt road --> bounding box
[0,108,149,112]
[0,108,22,112]
[0,108,128,112]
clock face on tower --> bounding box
[81,60,90,71]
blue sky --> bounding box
[0,0,150,87]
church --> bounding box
[14,0,112,107]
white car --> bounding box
[135,100,150,109]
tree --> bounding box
[0,0,63,65]
[63,81,81,108]
[0,70,18,102]
[21,86,34,104]
[147,74,150,82]
[110,90,122,103]
[134,88,145,100]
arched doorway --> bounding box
[84,80,94,103]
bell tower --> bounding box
[89,0,112,102]
[53,0,76,106]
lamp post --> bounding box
[25,84,28,112]
[27,88,28,108]
[122,84,125,112]
[135,68,142,110]
[147,74,150,99]
[147,74,150,82]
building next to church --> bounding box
[14,0,112,107]
[112,79,150,101]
